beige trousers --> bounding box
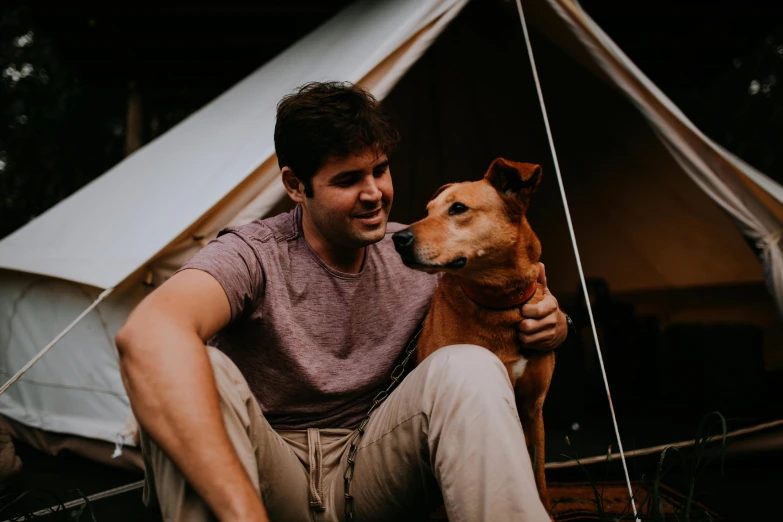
[141,344,549,522]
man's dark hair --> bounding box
[274,81,400,197]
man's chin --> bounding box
[352,221,388,245]
[363,226,388,245]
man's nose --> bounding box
[359,176,382,201]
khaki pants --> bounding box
[141,344,549,522]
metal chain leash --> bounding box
[343,328,422,521]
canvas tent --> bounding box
[1,0,782,455]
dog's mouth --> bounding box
[401,255,467,271]
[444,256,467,269]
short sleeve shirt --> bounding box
[181,205,438,429]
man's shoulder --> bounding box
[384,221,408,236]
[375,221,409,253]
[218,206,300,246]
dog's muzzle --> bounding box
[392,230,416,264]
[393,229,466,269]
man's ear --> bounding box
[282,167,306,204]
[484,158,542,202]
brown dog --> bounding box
[392,158,555,511]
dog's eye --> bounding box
[448,202,469,216]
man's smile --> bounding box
[353,207,384,225]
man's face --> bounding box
[301,149,393,249]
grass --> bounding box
[552,411,729,521]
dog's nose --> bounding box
[392,229,415,251]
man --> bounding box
[116,82,568,522]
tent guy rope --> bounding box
[513,0,639,519]
[0,287,115,397]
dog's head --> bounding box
[393,158,542,281]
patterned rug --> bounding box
[548,481,720,521]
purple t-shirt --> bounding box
[181,205,438,429]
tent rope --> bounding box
[512,1,639,519]
[0,287,115,397]
[756,228,783,252]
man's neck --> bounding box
[301,210,365,274]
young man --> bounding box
[116,82,568,522]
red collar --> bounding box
[460,281,538,310]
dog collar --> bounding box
[460,281,538,310]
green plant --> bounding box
[555,411,728,521]
[647,412,727,522]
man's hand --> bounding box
[517,263,568,351]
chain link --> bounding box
[343,328,421,521]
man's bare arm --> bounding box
[116,269,269,522]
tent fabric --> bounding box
[151,0,470,277]
[0,0,780,447]
[148,0,783,301]
[371,0,767,296]
[0,272,146,441]
[547,0,783,315]
[0,0,471,444]
[0,414,142,471]
[0,0,467,291]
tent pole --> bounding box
[545,417,783,469]
[3,479,145,521]
[0,287,115,397]
[513,0,639,519]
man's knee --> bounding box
[415,345,520,433]
[420,344,510,394]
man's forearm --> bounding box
[117,320,268,521]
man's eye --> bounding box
[373,166,388,178]
[448,202,468,215]
[335,177,358,187]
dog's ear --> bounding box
[485,158,542,204]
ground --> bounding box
[2,400,782,521]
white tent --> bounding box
[1,0,781,451]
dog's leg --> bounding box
[515,370,551,514]
[530,407,550,512]
[520,404,550,514]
